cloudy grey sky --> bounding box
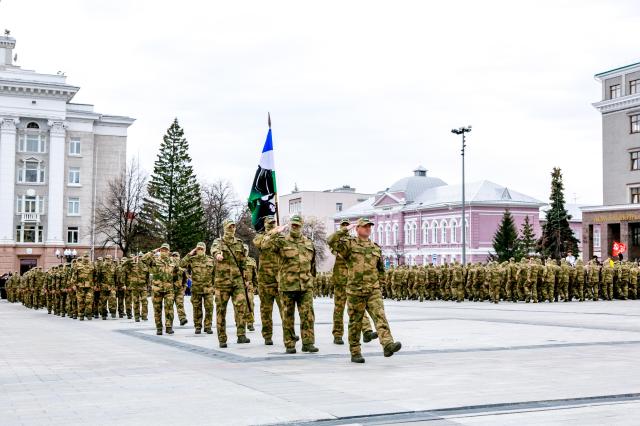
[3,0,638,206]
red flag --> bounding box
[612,241,627,257]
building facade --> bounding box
[334,167,549,266]
[582,61,640,261]
[0,34,134,273]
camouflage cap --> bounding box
[265,215,276,224]
[105,255,112,260]
[339,218,350,226]
[196,242,206,250]
[171,251,180,257]
[356,217,374,227]
[97,257,103,261]
[290,215,303,226]
[223,219,236,228]
[160,243,170,251]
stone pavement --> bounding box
[1,297,640,425]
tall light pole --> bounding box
[451,126,472,265]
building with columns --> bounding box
[0,33,134,273]
[582,61,640,261]
[334,166,550,266]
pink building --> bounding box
[334,167,550,265]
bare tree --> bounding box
[300,217,329,264]
[94,159,148,256]
[201,180,237,248]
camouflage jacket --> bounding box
[244,257,258,291]
[264,231,316,292]
[141,252,180,292]
[253,232,280,287]
[210,237,246,289]
[328,228,384,296]
[180,253,214,292]
[73,260,95,289]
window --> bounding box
[631,79,639,95]
[67,227,79,244]
[16,195,44,214]
[404,223,411,244]
[69,138,81,155]
[632,226,640,247]
[289,198,301,214]
[385,224,391,246]
[632,151,640,170]
[632,115,640,134]
[18,131,46,153]
[68,167,80,185]
[26,122,39,129]
[441,221,448,243]
[15,224,43,243]
[450,219,458,243]
[431,221,438,244]
[392,224,398,245]
[593,227,601,248]
[422,223,429,245]
[68,197,80,215]
[610,84,621,99]
[631,187,640,204]
[17,159,45,183]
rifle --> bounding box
[220,239,252,314]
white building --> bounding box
[0,33,134,273]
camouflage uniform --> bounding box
[264,215,317,352]
[211,219,249,346]
[73,255,95,320]
[243,249,258,331]
[97,256,118,319]
[180,242,215,333]
[328,217,401,362]
[171,252,188,326]
[253,216,283,344]
[142,244,180,334]
[125,256,149,322]
[601,261,614,300]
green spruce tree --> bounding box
[517,215,536,259]
[142,118,204,254]
[538,167,579,259]
[490,209,520,262]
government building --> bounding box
[0,33,134,273]
[582,61,640,261]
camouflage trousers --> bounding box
[67,290,77,317]
[191,289,213,331]
[542,281,555,302]
[347,289,394,356]
[557,280,569,301]
[99,288,117,317]
[122,289,133,318]
[215,286,246,343]
[116,288,126,316]
[76,288,93,319]
[173,287,187,322]
[92,291,101,317]
[152,289,175,331]
[453,281,464,302]
[244,287,255,325]
[615,280,629,300]
[130,288,149,320]
[258,284,283,340]
[57,293,67,315]
[333,284,373,338]
[280,289,315,349]
[601,281,613,300]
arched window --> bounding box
[378,223,384,244]
[370,225,376,243]
[431,220,438,244]
[26,122,40,129]
[422,222,429,245]
[385,224,391,246]
[450,219,458,243]
[441,220,448,244]
[404,223,411,245]
[411,222,417,245]
[392,223,399,245]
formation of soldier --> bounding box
[314,257,639,303]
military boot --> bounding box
[247,324,255,331]
[285,347,296,354]
[363,331,378,343]
[351,354,365,364]
[302,344,319,353]
[333,337,344,345]
[180,318,188,326]
[219,341,227,348]
[195,328,201,334]
[237,335,250,344]
[156,329,162,335]
[205,328,213,334]
[383,341,402,357]
[265,338,273,345]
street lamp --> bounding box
[55,249,63,264]
[451,125,472,265]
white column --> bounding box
[46,120,66,245]
[0,117,19,243]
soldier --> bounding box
[171,252,189,327]
[253,215,284,346]
[328,217,401,364]
[331,219,377,345]
[97,255,118,319]
[243,244,258,332]
[211,219,250,348]
[73,254,95,320]
[542,258,558,303]
[558,259,571,302]
[264,215,318,354]
[115,257,127,318]
[574,259,586,302]
[180,242,214,334]
[452,259,464,302]
[587,259,601,301]
[601,260,614,301]
[127,255,149,322]
[142,244,180,335]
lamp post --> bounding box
[55,249,63,264]
[451,126,472,265]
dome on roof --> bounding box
[388,168,447,202]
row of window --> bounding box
[373,221,469,246]
[609,79,640,99]
[15,225,79,244]
[17,134,82,155]
[16,160,81,185]
[15,195,80,215]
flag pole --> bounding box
[269,112,281,226]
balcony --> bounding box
[21,212,40,223]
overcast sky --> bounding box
[3,0,639,206]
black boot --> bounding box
[205,329,213,334]
[219,342,227,348]
[285,347,296,354]
[180,318,188,326]
[351,354,365,363]
[166,328,174,335]
[195,329,202,334]
[265,338,273,345]
[237,335,250,344]
[384,341,402,357]
[302,344,319,353]
[156,329,162,335]
[333,337,344,345]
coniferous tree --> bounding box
[142,118,204,254]
[490,209,520,262]
[517,215,536,259]
[538,167,579,259]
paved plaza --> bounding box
[1,297,640,425]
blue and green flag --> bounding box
[248,122,277,232]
